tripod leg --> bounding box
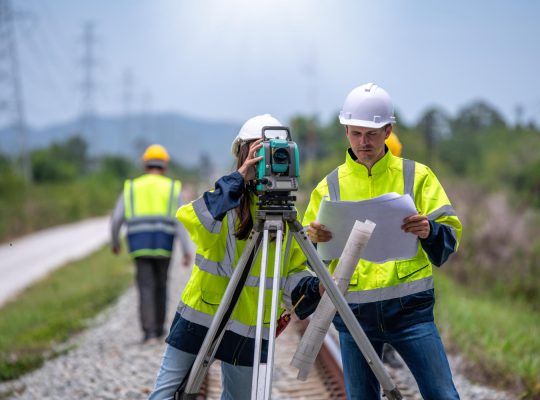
[252,218,285,400]
[265,225,283,399]
[290,225,402,400]
[251,229,270,399]
[180,230,263,398]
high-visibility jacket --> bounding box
[302,149,462,304]
[123,174,181,258]
[176,194,312,340]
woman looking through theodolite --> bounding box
[148,114,322,400]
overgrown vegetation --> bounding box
[0,245,132,381]
[0,135,200,242]
[435,272,540,398]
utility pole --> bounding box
[132,90,152,159]
[78,21,98,136]
[122,68,134,141]
[0,0,31,182]
[514,104,524,129]
[139,90,152,137]
[302,45,318,161]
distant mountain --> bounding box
[0,112,240,168]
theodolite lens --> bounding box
[272,148,289,164]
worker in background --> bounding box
[111,144,192,343]
[148,114,322,400]
[385,131,402,157]
[304,83,462,399]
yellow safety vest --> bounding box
[176,194,312,339]
[123,174,181,258]
[302,149,462,303]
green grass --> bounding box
[0,176,121,242]
[0,245,133,381]
[2,232,539,398]
[435,271,540,398]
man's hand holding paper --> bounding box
[313,193,421,262]
[402,214,431,239]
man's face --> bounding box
[345,125,391,166]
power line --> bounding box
[18,21,72,111]
[0,0,31,181]
[79,21,98,119]
[77,20,103,139]
[120,67,134,153]
[122,68,134,122]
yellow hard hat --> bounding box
[142,144,170,167]
[385,131,402,157]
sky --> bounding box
[5,0,540,129]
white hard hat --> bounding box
[339,83,396,128]
[231,114,283,157]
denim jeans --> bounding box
[339,321,459,400]
[149,344,254,400]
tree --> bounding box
[30,135,90,182]
[416,107,451,163]
[452,101,507,135]
[98,155,136,180]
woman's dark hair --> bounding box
[234,141,254,240]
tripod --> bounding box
[176,198,402,399]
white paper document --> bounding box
[316,193,419,263]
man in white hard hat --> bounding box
[303,83,462,399]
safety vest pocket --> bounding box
[201,290,223,306]
[349,270,359,286]
[395,260,429,279]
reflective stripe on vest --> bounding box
[326,158,416,201]
[327,167,340,201]
[125,178,179,219]
[223,210,237,276]
[323,158,433,303]
[345,276,434,303]
[179,193,313,333]
[124,177,179,256]
[403,159,415,201]
[126,216,177,234]
[177,302,272,340]
[192,196,222,233]
[176,269,311,339]
[427,204,457,220]
[193,207,310,292]
[427,204,458,244]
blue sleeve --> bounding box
[203,171,245,221]
[420,220,457,267]
[292,276,321,320]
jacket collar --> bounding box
[345,146,393,177]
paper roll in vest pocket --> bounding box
[395,260,429,279]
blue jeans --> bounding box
[339,321,459,400]
[149,344,254,400]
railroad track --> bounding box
[196,318,420,399]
